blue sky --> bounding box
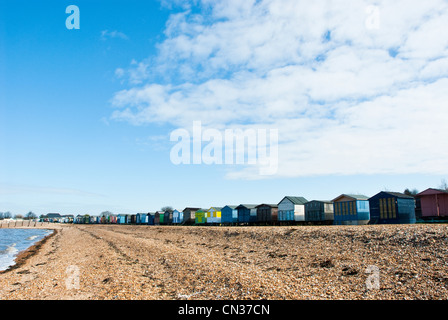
[1,0,448,216]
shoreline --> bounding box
[0,228,58,274]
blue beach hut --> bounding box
[221,205,238,224]
[236,204,258,223]
[368,191,416,224]
[333,194,370,225]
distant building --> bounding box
[43,213,62,223]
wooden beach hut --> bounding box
[136,213,149,225]
[172,209,183,224]
[368,191,416,224]
[147,213,155,225]
[62,215,74,224]
[333,194,370,225]
[155,211,164,225]
[46,213,62,223]
[256,204,278,224]
[277,196,308,222]
[164,210,173,225]
[236,204,258,224]
[221,205,238,224]
[415,188,448,221]
[117,214,127,224]
[195,209,207,225]
[182,207,201,225]
[109,214,117,224]
[206,207,222,224]
[304,200,334,224]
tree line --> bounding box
[0,211,38,220]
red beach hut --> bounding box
[415,188,448,219]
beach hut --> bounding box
[154,211,161,225]
[61,214,74,224]
[83,214,90,224]
[108,214,117,224]
[156,211,166,225]
[304,200,334,223]
[172,209,183,224]
[136,213,148,225]
[277,196,308,222]
[368,191,416,224]
[206,207,222,224]
[147,213,155,225]
[164,210,173,225]
[195,209,207,225]
[333,194,370,225]
[117,214,127,224]
[221,205,238,224]
[182,207,201,225]
[415,188,448,221]
[46,213,62,223]
[256,204,278,224]
[236,204,258,224]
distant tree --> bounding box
[161,206,173,213]
[404,188,419,196]
[25,211,37,220]
[100,211,113,216]
[3,211,12,219]
[0,212,3,220]
[439,179,448,191]
[15,214,24,219]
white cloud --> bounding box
[110,0,448,179]
[101,30,129,40]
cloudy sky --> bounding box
[1,0,448,215]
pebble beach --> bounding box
[0,224,447,300]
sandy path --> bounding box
[0,224,447,300]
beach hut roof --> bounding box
[369,191,415,200]
[332,194,369,202]
[279,196,308,205]
[236,204,258,209]
[307,200,332,204]
[416,188,448,197]
[223,205,238,209]
[255,203,279,208]
[46,213,61,218]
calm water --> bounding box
[0,228,53,271]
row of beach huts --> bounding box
[43,188,448,226]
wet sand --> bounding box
[0,224,447,300]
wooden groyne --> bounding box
[0,220,51,228]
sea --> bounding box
[0,228,53,271]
